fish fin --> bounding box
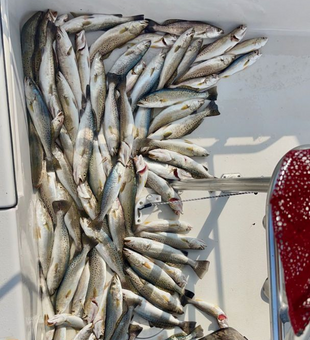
[129,14,145,21]
[162,19,183,25]
[193,260,210,279]
[180,295,190,307]
[144,19,159,33]
[52,200,71,214]
[192,325,204,338]
[174,45,181,53]
[180,321,196,334]
[207,86,218,100]
[181,250,188,256]
[103,51,112,60]
[46,157,61,172]
[82,233,96,250]
[184,289,195,299]
[85,84,91,101]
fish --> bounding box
[134,107,152,140]
[39,161,58,224]
[55,13,69,26]
[143,158,192,181]
[39,270,55,340]
[119,159,136,236]
[93,280,110,338]
[126,60,146,93]
[81,219,126,282]
[96,161,126,222]
[39,21,61,115]
[123,248,192,297]
[56,26,83,110]
[77,182,99,220]
[55,237,92,314]
[126,267,183,314]
[83,248,106,322]
[227,37,268,55]
[170,38,203,84]
[146,170,183,215]
[59,125,75,166]
[33,10,57,82]
[103,82,120,156]
[135,219,192,235]
[35,197,54,279]
[138,88,214,108]
[150,258,188,288]
[146,19,224,39]
[76,30,90,101]
[130,51,166,110]
[133,155,148,202]
[123,289,196,332]
[53,326,66,340]
[110,305,134,340]
[71,261,90,317]
[199,327,247,340]
[48,314,86,329]
[24,77,55,168]
[89,20,148,60]
[181,297,229,329]
[164,325,204,340]
[104,275,123,340]
[73,94,95,184]
[157,28,194,89]
[98,126,113,176]
[139,232,207,250]
[21,11,43,78]
[90,52,106,131]
[64,200,83,252]
[28,120,44,188]
[170,74,220,92]
[70,323,94,340]
[56,71,80,145]
[51,111,65,146]
[148,148,213,179]
[195,25,247,62]
[148,98,205,134]
[119,81,135,152]
[108,199,126,254]
[124,237,210,278]
[62,14,144,34]
[141,139,209,157]
[108,40,151,84]
[148,101,220,140]
[219,50,262,78]
[89,139,107,201]
[129,33,178,49]
[53,145,84,210]
[176,55,236,83]
[47,200,71,295]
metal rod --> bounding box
[266,157,286,340]
[171,177,271,192]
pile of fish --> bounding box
[21,9,267,340]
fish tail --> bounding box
[129,14,145,21]
[192,325,204,338]
[180,294,191,307]
[128,324,143,340]
[107,72,124,86]
[193,260,210,279]
[180,321,196,334]
[46,156,61,172]
[207,86,218,101]
[184,289,195,299]
[145,19,159,32]
[206,100,220,117]
[82,233,96,250]
[52,200,71,214]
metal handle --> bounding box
[171,177,271,193]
